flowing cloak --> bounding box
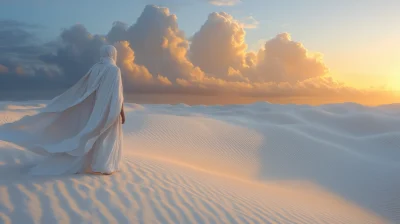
[0,61,124,175]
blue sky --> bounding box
[1,0,400,89]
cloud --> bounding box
[207,0,240,6]
[240,16,259,29]
[188,13,327,86]
[0,64,9,73]
[0,5,396,102]
[190,12,248,80]
[106,5,207,94]
[125,5,202,82]
[244,33,328,83]
[114,40,154,89]
[0,20,42,29]
[40,24,107,85]
[0,20,65,91]
[0,20,46,63]
[106,21,128,44]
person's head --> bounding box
[100,45,117,65]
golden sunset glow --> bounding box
[0,1,399,105]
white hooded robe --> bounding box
[0,45,124,175]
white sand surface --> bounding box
[0,101,399,224]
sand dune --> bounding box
[0,101,399,223]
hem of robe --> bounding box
[28,118,122,176]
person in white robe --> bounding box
[0,45,125,175]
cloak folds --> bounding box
[0,49,124,175]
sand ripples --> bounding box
[0,101,398,223]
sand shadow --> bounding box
[255,128,399,222]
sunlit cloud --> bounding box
[125,5,201,81]
[190,12,247,79]
[114,41,154,89]
[243,33,329,83]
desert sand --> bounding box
[0,101,399,224]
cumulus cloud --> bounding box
[106,5,207,94]
[244,33,328,83]
[40,24,107,86]
[125,5,203,81]
[114,41,154,89]
[0,5,394,101]
[190,12,248,80]
[106,21,128,44]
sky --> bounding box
[0,0,399,104]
